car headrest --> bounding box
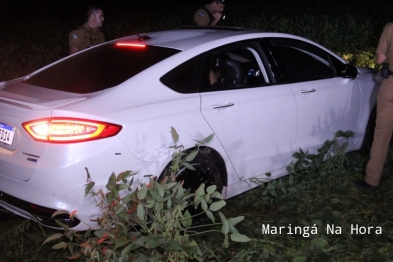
[219,59,244,84]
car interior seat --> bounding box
[211,58,245,90]
[219,59,245,85]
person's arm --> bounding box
[69,29,81,55]
[375,23,393,64]
[194,9,210,25]
[69,46,79,55]
[211,12,223,25]
[376,53,387,65]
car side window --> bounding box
[161,43,272,93]
[266,38,336,83]
[160,56,205,93]
[201,45,270,91]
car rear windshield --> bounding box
[24,44,180,94]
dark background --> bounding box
[1,0,392,81]
[1,0,388,20]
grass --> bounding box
[1,148,393,261]
[222,149,393,261]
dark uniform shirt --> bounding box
[69,22,105,52]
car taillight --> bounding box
[22,118,122,143]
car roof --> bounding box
[110,26,312,52]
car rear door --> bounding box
[264,38,361,154]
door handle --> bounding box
[299,89,316,94]
[211,102,235,110]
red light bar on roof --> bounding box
[115,43,146,48]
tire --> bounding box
[160,152,223,194]
[161,152,223,225]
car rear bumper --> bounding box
[0,137,157,230]
[0,192,80,228]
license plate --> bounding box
[0,122,16,145]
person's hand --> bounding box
[212,12,223,25]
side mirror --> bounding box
[342,64,358,78]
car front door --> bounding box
[265,38,361,154]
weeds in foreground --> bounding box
[41,128,249,261]
[2,132,393,261]
[226,131,393,261]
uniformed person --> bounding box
[194,0,225,26]
[355,22,393,190]
[69,5,105,55]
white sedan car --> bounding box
[0,27,379,230]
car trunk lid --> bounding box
[0,80,86,181]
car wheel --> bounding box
[160,152,223,224]
[160,152,223,194]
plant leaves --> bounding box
[55,220,69,231]
[52,242,67,249]
[229,224,239,234]
[185,150,198,162]
[114,239,131,250]
[203,133,215,143]
[196,183,205,196]
[84,229,91,239]
[163,181,177,190]
[106,173,117,191]
[165,239,183,251]
[84,181,95,197]
[206,210,215,223]
[144,238,161,249]
[68,252,82,260]
[181,210,192,228]
[211,191,223,199]
[201,198,208,211]
[42,233,63,245]
[121,193,132,204]
[219,211,226,224]
[121,243,134,257]
[116,170,137,182]
[292,152,301,159]
[228,216,244,226]
[116,183,129,192]
[182,162,195,171]
[171,126,179,143]
[138,184,147,200]
[222,219,229,235]
[311,238,328,249]
[230,233,251,242]
[156,183,165,198]
[137,203,145,221]
[335,130,344,137]
[51,210,70,218]
[344,130,355,137]
[292,256,307,262]
[206,185,217,194]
